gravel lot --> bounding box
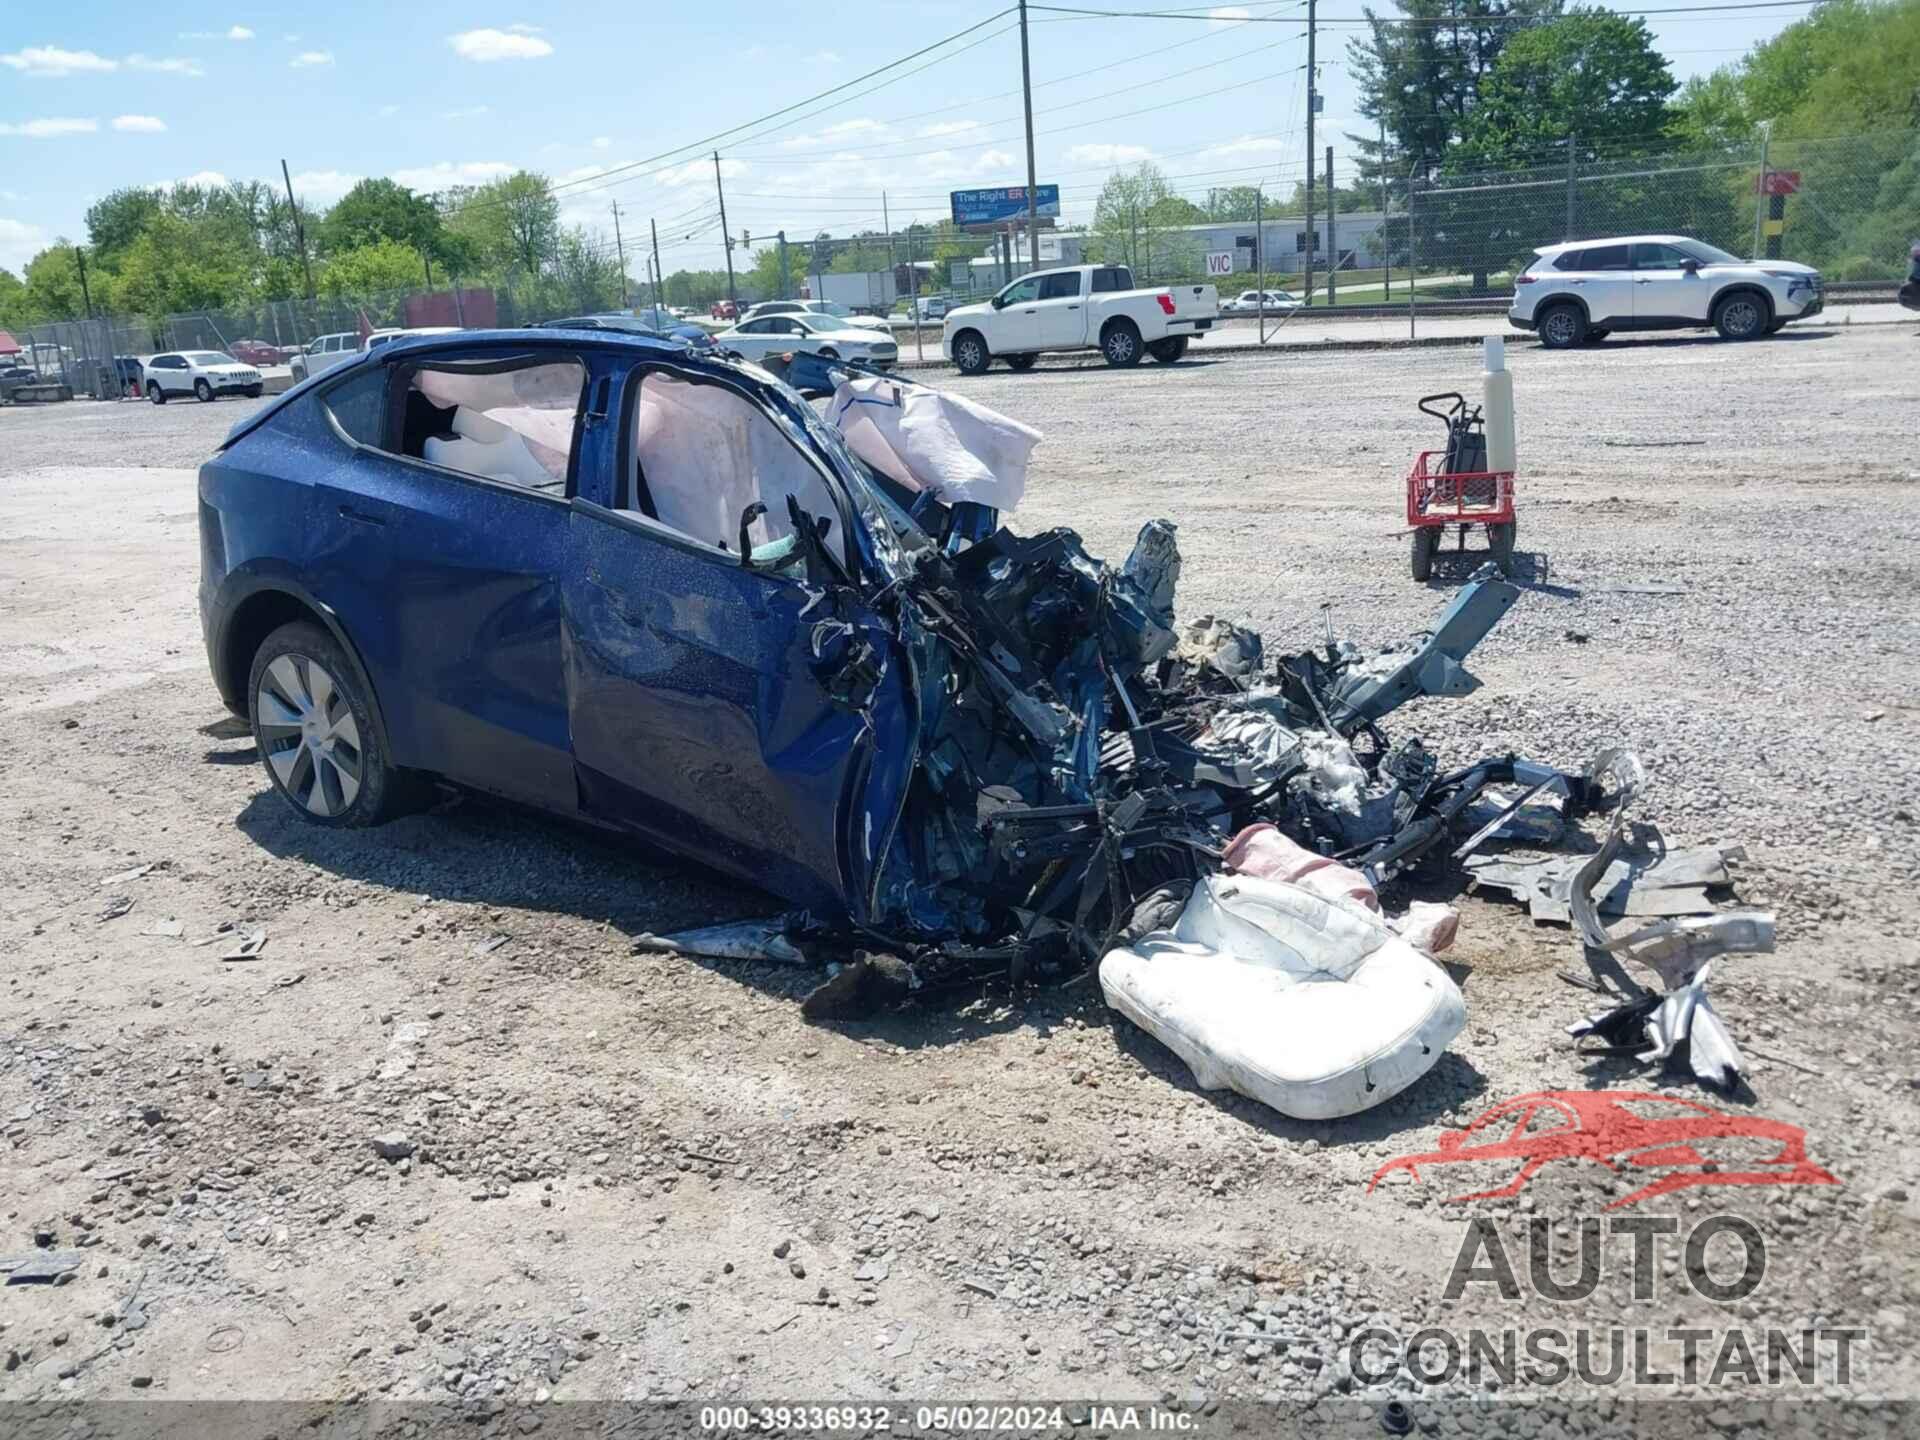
[3,324,1917,1430]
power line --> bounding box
[1029,0,1820,22]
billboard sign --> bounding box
[950,184,1061,229]
[1206,251,1236,276]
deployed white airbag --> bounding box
[828,376,1041,512]
[1099,873,1465,1120]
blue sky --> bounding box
[1,1,1815,277]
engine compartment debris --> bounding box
[635,372,1776,1119]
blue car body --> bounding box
[200,330,917,923]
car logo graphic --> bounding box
[1368,1090,1839,1210]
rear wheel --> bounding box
[1713,291,1768,341]
[1411,526,1438,582]
[1147,336,1189,364]
[194,378,214,402]
[245,385,263,398]
[147,381,166,405]
[1102,319,1143,368]
[1006,354,1038,371]
[1488,521,1517,575]
[248,621,410,828]
[951,330,990,376]
[1538,304,1587,350]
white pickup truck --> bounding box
[942,264,1218,374]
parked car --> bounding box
[942,264,1219,373]
[1900,242,1920,311]
[289,332,363,383]
[228,338,292,366]
[716,312,898,368]
[711,299,738,321]
[114,356,146,392]
[1220,289,1299,315]
[144,351,263,403]
[743,300,889,333]
[1510,235,1823,348]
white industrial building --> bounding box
[964,211,1394,289]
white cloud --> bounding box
[228,25,254,40]
[917,120,981,140]
[175,170,230,189]
[378,103,401,117]
[0,45,118,77]
[1064,142,1154,167]
[506,22,544,33]
[972,149,1016,174]
[591,135,611,150]
[126,54,206,76]
[805,50,842,64]
[291,170,361,205]
[1200,134,1290,160]
[777,117,891,151]
[1208,6,1253,23]
[290,51,334,68]
[0,217,53,272]
[441,106,493,120]
[111,115,167,133]
[654,157,743,187]
[0,117,100,138]
[449,27,554,62]
[388,160,515,191]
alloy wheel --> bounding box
[255,653,364,817]
[1724,299,1761,336]
[1543,310,1577,346]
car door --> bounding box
[1557,244,1636,326]
[1632,241,1712,323]
[158,355,190,394]
[558,359,914,921]
[726,318,775,360]
[302,343,612,813]
[992,276,1044,351]
[1031,270,1086,348]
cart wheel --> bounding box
[1489,521,1517,575]
[1411,526,1438,581]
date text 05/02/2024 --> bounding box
[697,1405,1196,1432]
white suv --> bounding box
[1511,235,1823,348]
[288,332,363,383]
[143,351,263,403]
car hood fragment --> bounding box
[638,373,1770,1120]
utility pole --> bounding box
[72,245,93,317]
[1255,188,1266,345]
[1018,0,1041,271]
[650,218,665,313]
[883,191,894,312]
[280,158,315,300]
[612,202,630,309]
[777,231,789,301]
[1380,118,1391,301]
[1751,120,1772,259]
[1304,0,1316,306]
[713,151,738,314]
[1564,134,1577,243]
[906,223,924,362]
[1326,145,1337,308]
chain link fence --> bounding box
[5,318,127,400]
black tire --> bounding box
[1411,526,1438,582]
[1488,521,1517,575]
[951,330,991,376]
[248,621,413,828]
[290,362,306,384]
[1585,329,1611,344]
[1006,354,1039,371]
[1102,319,1144,368]
[194,378,214,402]
[1147,336,1189,363]
[147,381,166,405]
[1538,303,1588,350]
[245,385,263,398]
[818,347,839,360]
[1713,291,1769,341]
[1765,318,1787,334]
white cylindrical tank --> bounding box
[1482,335,1516,474]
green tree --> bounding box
[448,172,560,276]
[21,245,89,320]
[0,266,28,326]
[83,187,164,267]
[745,243,806,301]
[551,228,624,312]
[1459,10,1676,165]
[320,178,443,258]
[106,212,250,317]
[318,239,430,318]
[1090,163,1202,280]
[1204,186,1267,222]
[1346,0,1566,180]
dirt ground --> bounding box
[3,322,1918,1433]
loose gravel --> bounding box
[2,326,1916,1430]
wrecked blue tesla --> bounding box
[201,331,1539,992]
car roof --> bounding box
[1534,234,1698,254]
